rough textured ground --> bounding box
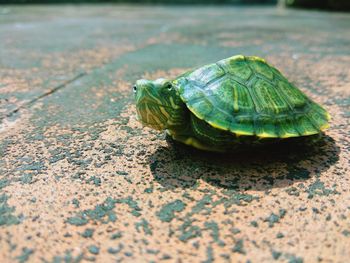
[0,4,349,263]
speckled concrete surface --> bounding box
[0,5,349,263]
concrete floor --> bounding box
[0,4,349,263]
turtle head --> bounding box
[134,78,184,131]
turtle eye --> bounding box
[133,85,137,93]
[166,83,172,91]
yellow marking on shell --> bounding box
[187,104,233,133]
[257,132,277,138]
[301,130,319,136]
[319,122,330,131]
[273,104,279,114]
[231,130,254,136]
[233,87,239,112]
[280,132,300,138]
[326,112,331,121]
[227,55,243,61]
[207,120,229,131]
[187,105,206,121]
[186,98,262,137]
[249,56,267,63]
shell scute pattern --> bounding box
[206,110,232,131]
[253,78,290,114]
[249,58,274,80]
[187,99,213,120]
[232,81,255,114]
[207,79,235,113]
[294,114,319,135]
[309,104,330,129]
[255,115,278,137]
[188,63,225,86]
[217,55,253,82]
[275,117,299,138]
[178,55,330,138]
[231,115,255,136]
[276,79,306,108]
[179,81,203,102]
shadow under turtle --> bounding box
[149,133,340,191]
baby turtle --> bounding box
[134,55,330,152]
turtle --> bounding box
[133,55,330,152]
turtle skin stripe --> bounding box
[177,55,330,139]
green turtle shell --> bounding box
[175,55,330,138]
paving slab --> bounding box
[0,4,349,263]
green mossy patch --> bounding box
[50,250,84,263]
[107,244,123,255]
[178,220,202,242]
[204,221,225,246]
[72,198,80,208]
[17,161,46,172]
[271,250,282,260]
[135,218,153,235]
[264,209,287,227]
[20,173,34,184]
[189,195,212,215]
[81,228,94,238]
[0,194,23,226]
[66,197,117,226]
[67,196,142,226]
[276,232,284,238]
[250,221,258,227]
[286,254,304,263]
[115,196,142,217]
[144,187,153,194]
[307,179,338,199]
[86,176,102,187]
[203,246,214,263]
[16,247,34,263]
[342,230,350,237]
[232,239,245,255]
[285,187,300,196]
[156,200,186,222]
[66,216,88,226]
[110,231,122,240]
[0,178,10,189]
[87,245,100,255]
[221,190,260,206]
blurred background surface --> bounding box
[0,0,350,11]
